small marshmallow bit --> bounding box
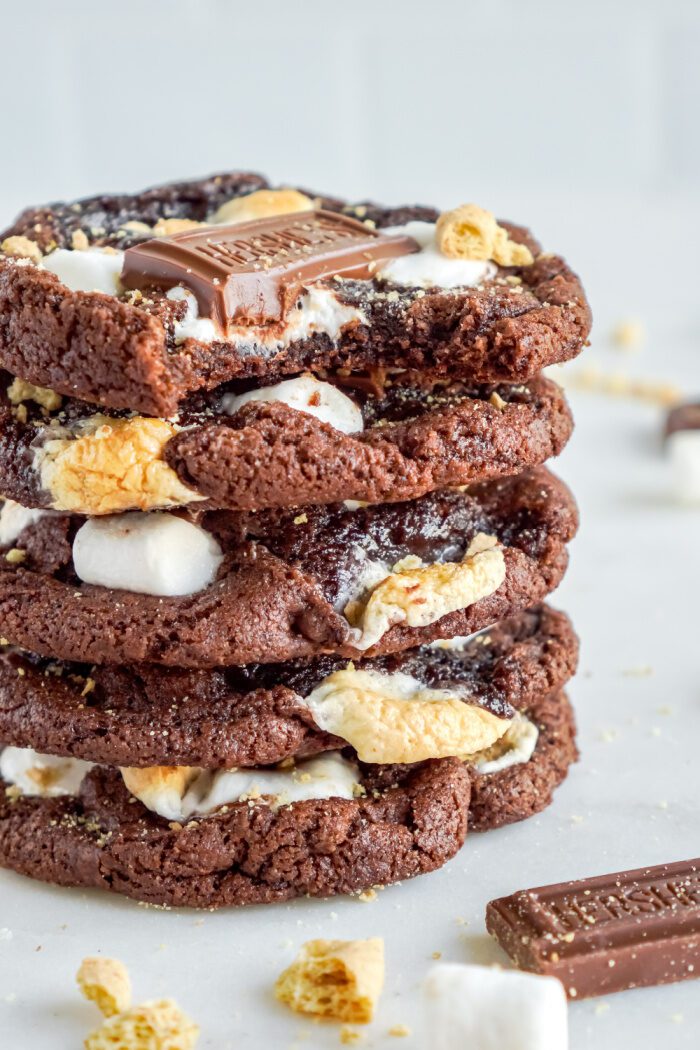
[43,247,124,295]
[0,746,92,797]
[72,512,224,597]
[77,957,132,1018]
[221,375,363,435]
[0,499,47,546]
[422,963,568,1050]
[378,221,496,289]
[275,938,385,1023]
[667,430,700,505]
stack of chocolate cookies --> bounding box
[0,175,589,907]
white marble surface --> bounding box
[0,342,698,1046]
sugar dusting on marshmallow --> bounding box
[378,222,496,289]
[121,752,360,823]
[422,963,568,1050]
[43,248,124,295]
[72,512,224,596]
[221,375,363,434]
[0,747,92,798]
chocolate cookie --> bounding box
[0,606,578,768]
[0,468,577,667]
[467,689,578,832]
[0,370,573,514]
[0,756,469,908]
[0,173,591,416]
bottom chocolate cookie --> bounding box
[0,755,469,908]
[467,689,577,832]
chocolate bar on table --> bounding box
[486,858,700,999]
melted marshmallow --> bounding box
[0,747,92,797]
[122,752,360,823]
[72,512,224,596]
[222,375,363,434]
[0,500,48,546]
[468,714,539,774]
[43,248,124,295]
[378,222,496,289]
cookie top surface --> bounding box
[0,172,591,416]
[0,468,577,667]
[0,605,578,768]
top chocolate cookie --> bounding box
[0,173,591,416]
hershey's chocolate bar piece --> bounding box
[486,859,700,999]
[121,210,418,329]
[665,402,700,439]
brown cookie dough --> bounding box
[0,469,577,667]
[0,606,578,768]
[0,174,591,416]
[0,756,469,908]
[467,689,578,831]
[0,371,572,513]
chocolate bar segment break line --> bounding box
[486,858,700,999]
[121,210,419,329]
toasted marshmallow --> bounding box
[378,222,496,288]
[0,746,92,797]
[73,512,224,596]
[43,247,124,295]
[222,374,363,434]
[0,500,48,546]
[303,666,510,764]
[346,533,506,651]
[467,714,539,774]
[121,752,360,823]
[422,963,568,1050]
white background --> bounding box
[1,1,699,1046]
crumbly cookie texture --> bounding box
[84,999,199,1050]
[77,957,132,1018]
[37,416,204,514]
[7,377,62,412]
[436,204,534,266]
[346,533,506,650]
[303,665,511,764]
[275,938,385,1024]
[211,188,313,225]
[1,234,43,264]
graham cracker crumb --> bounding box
[388,1024,411,1037]
[1,235,42,264]
[71,229,90,251]
[77,957,131,1017]
[611,318,645,350]
[275,938,384,1024]
[5,548,26,565]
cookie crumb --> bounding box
[77,957,132,1017]
[275,938,384,1024]
[84,999,198,1049]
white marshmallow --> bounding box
[0,500,47,546]
[470,715,539,774]
[221,375,363,434]
[124,752,360,823]
[0,747,92,798]
[43,247,124,295]
[72,512,224,596]
[667,430,700,504]
[422,963,568,1050]
[378,221,496,288]
[166,287,218,344]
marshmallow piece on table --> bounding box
[667,430,700,504]
[221,375,363,434]
[43,248,124,295]
[73,512,224,596]
[422,963,568,1050]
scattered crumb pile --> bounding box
[77,956,199,1049]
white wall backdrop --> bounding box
[0,0,699,341]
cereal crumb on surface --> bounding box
[84,998,198,1049]
[388,1024,411,1037]
[275,938,384,1024]
[358,889,377,903]
[339,1027,363,1045]
[77,957,132,1017]
[611,318,645,350]
[594,1002,610,1016]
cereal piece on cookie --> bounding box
[275,938,384,1023]
[436,204,533,266]
[77,957,132,1017]
[84,999,198,1049]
